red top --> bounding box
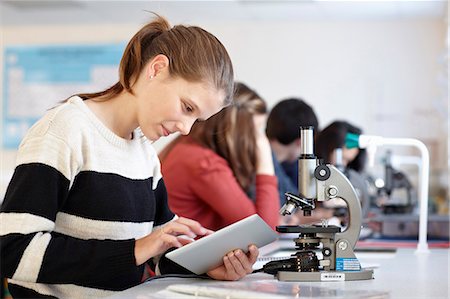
[161,141,280,231]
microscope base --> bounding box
[277,269,374,282]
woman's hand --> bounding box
[206,245,259,281]
[134,217,213,266]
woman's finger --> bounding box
[174,217,209,236]
[160,233,183,248]
[222,255,239,281]
[247,245,259,265]
[203,228,215,236]
[177,236,195,246]
[227,251,246,277]
[162,222,196,238]
[233,249,253,274]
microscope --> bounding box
[377,150,416,214]
[265,127,373,281]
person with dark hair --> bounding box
[315,120,367,173]
[0,15,258,298]
[266,98,319,205]
[160,82,280,231]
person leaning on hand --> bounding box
[0,14,258,299]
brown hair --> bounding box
[160,82,267,192]
[75,13,234,104]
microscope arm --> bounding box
[318,165,362,249]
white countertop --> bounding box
[107,244,450,299]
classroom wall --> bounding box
[1,17,448,199]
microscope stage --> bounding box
[277,225,341,234]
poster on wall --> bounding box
[2,44,125,149]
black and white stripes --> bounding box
[1,97,175,298]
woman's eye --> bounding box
[185,104,193,113]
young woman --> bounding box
[315,120,367,172]
[0,15,258,298]
[160,82,280,231]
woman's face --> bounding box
[331,147,359,166]
[343,147,359,165]
[134,64,225,142]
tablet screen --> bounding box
[165,214,278,274]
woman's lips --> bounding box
[162,126,170,137]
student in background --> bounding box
[160,82,280,231]
[0,15,258,299]
[315,120,366,172]
[265,98,319,205]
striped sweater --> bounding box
[0,96,176,298]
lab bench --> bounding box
[107,240,450,299]
[366,213,449,239]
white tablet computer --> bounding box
[165,214,278,275]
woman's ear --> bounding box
[147,54,170,79]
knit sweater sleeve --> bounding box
[190,153,280,229]
[0,131,140,290]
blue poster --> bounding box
[2,44,125,149]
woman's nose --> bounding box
[177,118,195,135]
[179,126,190,135]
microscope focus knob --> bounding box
[327,186,339,198]
[337,240,348,251]
[314,165,331,181]
[322,247,332,257]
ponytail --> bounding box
[119,16,170,93]
[75,13,234,104]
